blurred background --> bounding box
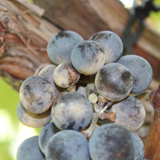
[0,0,160,159]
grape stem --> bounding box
[61,89,68,95]
[81,113,99,138]
[93,103,102,112]
[67,85,76,92]
[98,102,115,122]
[61,85,76,95]
[134,90,151,101]
[98,95,108,103]
[81,101,114,138]
[99,102,112,115]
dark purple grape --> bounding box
[17,136,45,160]
[53,61,80,88]
[71,40,105,75]
[76,85,87,98]
[38,122,60,154]
[19,76,54,114]
[109,96,146,131]
[130,132,145,160]
[51,93,93,131]
[95,63,133,101]
[38,64,61,97]
[89,31,123,64]
[89,124,133,160]
[17,101,51,128]
[117,55,153,93]
[45,130,90,160]
[47,30,84,65]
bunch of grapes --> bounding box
[17,30,153,160]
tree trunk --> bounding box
[0,0,160,90]
[0,0,60,90]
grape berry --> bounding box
[89,31,123,64]
[89,124,133,160]
[45,130,90,160]
[95,63,133,101]
[17,30,151,160]
[51,93,93,131]
[117,55,153,93]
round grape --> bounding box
[17,101,51,128]
[19,76,54,114]
[89,124,133,160]
[45,130,90,160]
[76,85,87,98]
[89,31,123,64]
[17,136,45,160]
[95,63,133,101]
[130,132,145,160]
[53,61,80,88]
[51,93,93,131]
[71,40,105,75]
[38,122,60,154]
[38,64,61,97]
[109,96,146,131]
[47,30,84,65]
[117,55,153,93]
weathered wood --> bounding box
[144,85,160,160]
[17,0,45,16]
[0,0,60,90]
[133,45,160,81]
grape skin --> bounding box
[116,55,153,93]
[51,93,93,131]
[89,31,123,64]
[17,101,51,128]
[19,76,54,114]
[45,130,90,160]
[53,61,80,88]
[130,132,145,160]
[110,96,146,131]
[17,136,45,160]
[89,124,133,160]
[38,122,60,154]
[95,63,133,101]
[71,40,105,75]
[76,85,87,98]
[38,64,61,97]
[47,30,84,65]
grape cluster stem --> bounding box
[81,100,115,138]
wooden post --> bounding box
[144,85,160,160]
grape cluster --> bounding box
[17,30,152,160]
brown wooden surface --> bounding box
[145,85,160,160]
[0,0,60,90]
